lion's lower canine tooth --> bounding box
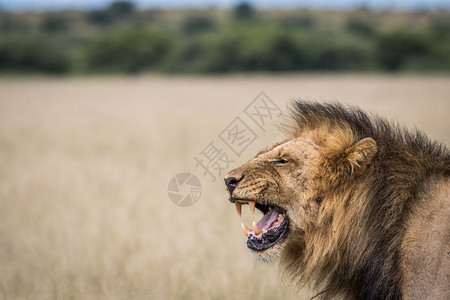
[249,201,255,214]
[235,202,242,217]
[241,223,251,236]
[253,221,262,235]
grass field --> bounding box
[0,74,449,299]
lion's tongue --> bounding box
[257,207,283,230]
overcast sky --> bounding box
[1,0,449,11]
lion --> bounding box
[224,101,450,300]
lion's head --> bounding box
[225,114,377,264]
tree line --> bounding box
[0,1,449,74]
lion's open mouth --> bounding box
[233,200,289,251]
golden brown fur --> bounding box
[225,101,450,299]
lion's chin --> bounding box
[249,238,288,263]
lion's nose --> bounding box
[224,175,244,195]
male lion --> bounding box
[224,101,450,300]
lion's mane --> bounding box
[281,102,450,299]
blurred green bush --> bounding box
[376,32,429,70]
[429,15,450,39]
[280,14,315,30]
[181,15,217,35]
[233,3,256,22]
[40,14,70,32]
[0,34,70,73]
[201,26,305,72]
[304,34,375,70]
[84,27,172,73]
[345,17,376,37]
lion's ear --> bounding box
[344,138,377,175]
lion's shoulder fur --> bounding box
[281,101,450,299]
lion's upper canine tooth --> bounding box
[241,223,251,237]
[253,221,262,235]
[235,202,242,217]
[249,201,255,214]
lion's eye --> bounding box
[271,158,289,165]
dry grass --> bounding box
[0,74,449,300]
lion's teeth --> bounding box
[277,214,283,221]
[235,202,242,217]
[241,223,251,237]
[253,221,262,235]
[249,201,255,214]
